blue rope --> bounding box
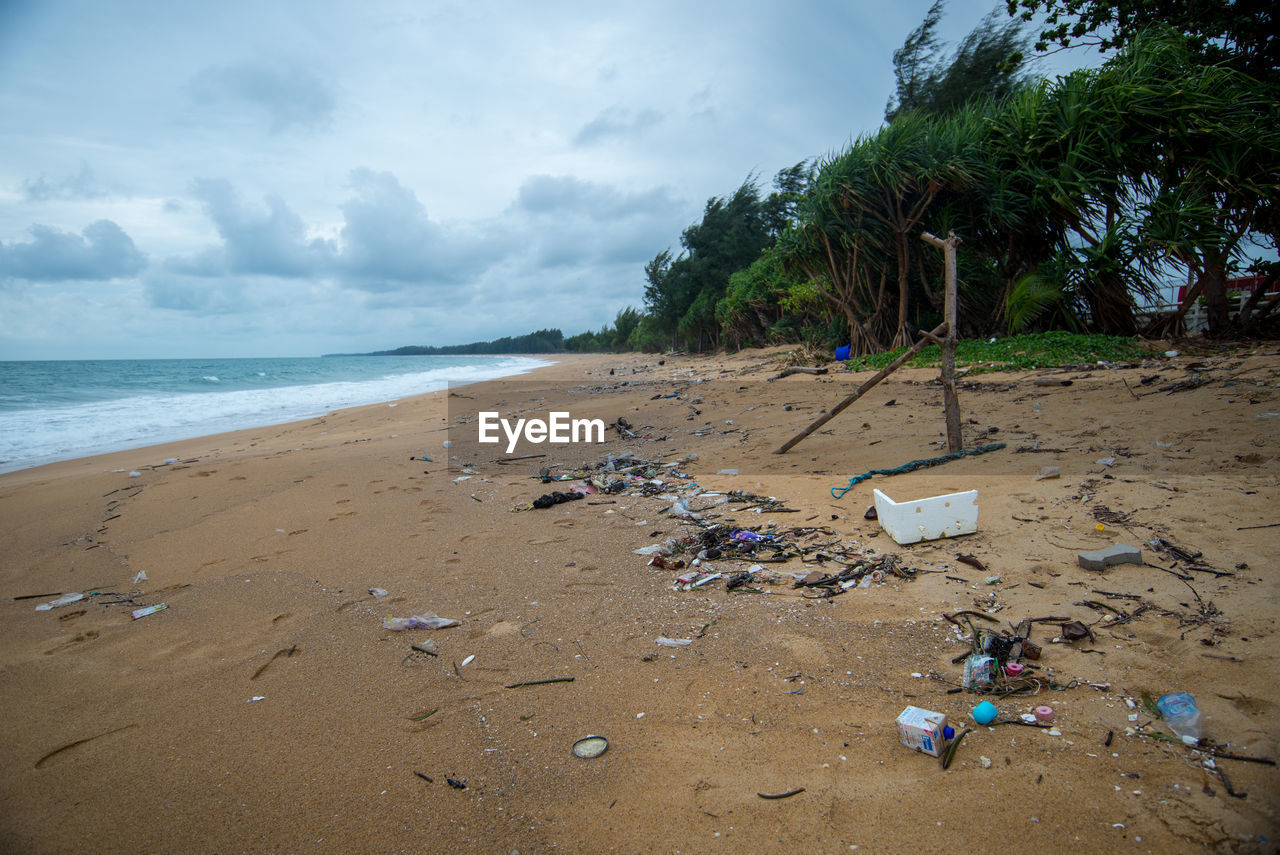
[830,442,1007,499]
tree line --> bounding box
[569,0,1277,354]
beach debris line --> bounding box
[637,518,924,598]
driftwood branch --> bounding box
[774,322,947,454]
[768,366,828,381]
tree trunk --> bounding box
[1201,257,1229,336]
[894,234,911,347]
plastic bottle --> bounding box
[1156,692,1201,741]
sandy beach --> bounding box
[2,347,1277,853]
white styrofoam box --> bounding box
[872,487,979,545]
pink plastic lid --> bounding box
[1034,705,1054,723]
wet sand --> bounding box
[1,346,1277,853]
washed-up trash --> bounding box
[633,544,670,556]
[972,701,998,725]
[1156,692,1201,741]
[897,706,948,757]
[369,587,389,598]
[1078,543,1142,571]
[131,603,167,620]
[133,571,148,584]
[963,654,996,688]
[382,613,460,631]
[757,787,806,800]
[1034,705,1055,723]
[667,499,702,520]
[531,490,585,509]
[872,488,979,545]
[35,593,85,612]
[572,735,609,759]
[647,554,685,570]
[1058,620,1092,642]
[1034,465,1060,481]
[655,636,693,647]
[730,530,771,542]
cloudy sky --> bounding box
[0,0,1091,360]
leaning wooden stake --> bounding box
[921,230,963,452]
[774,321,948,454]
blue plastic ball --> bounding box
[972,701,998,725]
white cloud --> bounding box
[0,219,146,282]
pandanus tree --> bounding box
[781,108,985,354]
[1118,32,1280,336]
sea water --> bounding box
[0,355,549,473]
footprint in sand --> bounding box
[251,645,300,680]
[287,529,308,536]
[58,609,87,622]
[34,723,138,769]
[43,630,99,655]
[271,612,293,624]
[191,471,217,477]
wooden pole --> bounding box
[921,230,962,452]
[774,321,948,454]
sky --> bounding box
[0,0,1096,360]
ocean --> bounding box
[0,355,550,474]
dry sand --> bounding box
[1,346,1277,853]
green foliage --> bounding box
[887,2,1033,121]
[842,331,1154,373]
[565,306,645,352]
[1004,271,1082,332]
[370,328,566,355]
[1007,0,1277,81]
[627,314,669,353]
[642,176,778,351]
